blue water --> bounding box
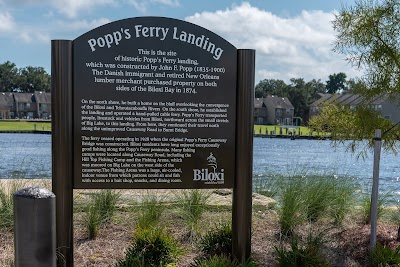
[253,138,400,197]
[0,133,51,179]
[0,133,399,197]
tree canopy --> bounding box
[0,61,51,92]
[309,0,400,154]
[326,72,347,94]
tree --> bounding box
[17,66,51,92]
[333,0,400,99]
[254,79,288,98]
[287,78,308,120]
[309,0,400,153]
[326,72,347,94]
[0,61,18,92]
[346,78,368,94]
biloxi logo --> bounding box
[193,153,224,184]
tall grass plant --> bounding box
[277,174,355,235]
[176,189,211,239]
[135,192,164,229]
[83,189,120,239]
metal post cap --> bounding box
[14,187,55,199]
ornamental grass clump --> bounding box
[278,176,306,236]
[191,255,257,267]
[0,185,14,229]
[135,193,164,229]
[198,222,232,258]
[176,189,211,239]
[83,189,120,239]
[362,193,387,225]
[277,174,355,235]
[0,180,30,229]
[367,242,400,267]
[274,232,331,267]
[115,226,181,267]
[253,175,280,198]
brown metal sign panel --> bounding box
[73,17,237,189]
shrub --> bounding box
[368,242,400,266]
[176,189,211,238]
[274,232,331,267]
[116,227,181,267]
[199,222,232,257]
[136,193,164,229]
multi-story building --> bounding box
[254,96,295,125]
[0,91,51,119]
[309,93,400,123]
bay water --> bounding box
[1,133,399,201]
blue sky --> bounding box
[0,0,360,83]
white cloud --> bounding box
[55,18,111,32]
[125,0,180,13]
[0,12,16,32]
[52,0,114,18]
[185,2,359,82]
[9,0,180,17]
[152,0,179,7]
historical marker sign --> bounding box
[73,17,237,189]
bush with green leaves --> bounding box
[274,232,331,267]
[367,242,400,267]
[198,222,232,257]
[176,189,211,238]
[115,226,181,267]
[191,255,257,267]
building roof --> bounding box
[0,92,14,107]
[266,95,294,109]
[254,98,266,108]
[34,91,51,103]
[310,93,392,107]
[13,93,34,103]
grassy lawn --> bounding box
[254,124,330,136]
[0,121,51,131]
[0,121,329,136]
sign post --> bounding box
[232,49,255,263]
[51,40,74,267]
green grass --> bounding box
[0,121,51,131]
[254,124,330,136]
